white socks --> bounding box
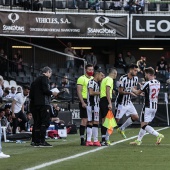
[145,125,159,137]
[86,126,92,142]
[92,127,98,142]
[120,117,133,131]
[137,128,146,141]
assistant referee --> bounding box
[100,68,117,146]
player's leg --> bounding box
[92,106,101,146]
[143,109,164,145]
[115,104,127,139]
[119,103,138,132]
[99,98,108,145]
[79,102,88,145]
[86,106,93,146]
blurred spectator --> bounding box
[0,49,7,77]
[115,53,126,71]
[137,56,146,73]
[61,75,70,88]
[11,54,18,73]
[23,0,31,10]
[124,51,136,67]
[33,0,43,11]
[124,0,136,14]
[9,87,16,98]
[0,76,4,98]
[88,0,100,13]
[4,105,11,118]
[3,89,10,99]
[64,42,76,69]
[156,56,168,75]
[17,51,25,75]
[17,86,22,93]
[0,109,7,126]
[84,50,97,69]
[19,111,33,132]
[50,82,57,90]
[136,0,145,14]
[75,49,85,68]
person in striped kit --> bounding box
[130,67,164,145]
[115,64,139,139]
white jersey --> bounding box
[87,79,100,107]
[116,74,138,105]
[141,79,160,109]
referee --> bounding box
[100,68,117,146]
[30,67,58,147]
[77,64,94,145]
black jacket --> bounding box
[30,75,52,106]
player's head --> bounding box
[128,64,138,76]
[93,70,105,82]
[144,67,155,80]
[108,68,117,79]
[23,85,30,96]
[42,66,52,78]
[85,64,94,77]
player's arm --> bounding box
[106,86,112,110]
[118,87,131,95]
[132,88,143,95]
[77,85,86,105]
[89,88,100,96]
[11,99,17,118]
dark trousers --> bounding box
[12,110,27,134]
[34,105,51,144]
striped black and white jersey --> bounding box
[141,79,160,109]
[87,79,100,106]
[116,74,138,105]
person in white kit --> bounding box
[115,64,139,139]
[130,67,164,145]
[86,70,104,146]
[11,85,30,134]
[0,108,10,158]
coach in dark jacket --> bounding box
[30,66,58,147]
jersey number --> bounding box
[151,88,160,99]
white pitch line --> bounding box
[24,127,169,170]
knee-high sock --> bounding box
[145,125,159,137]
[86,125,92,142]
[101,125,107,142]
[80,125,86,141]
[92,124,98,142]
[120,117,133,131]
[137,128,146,141]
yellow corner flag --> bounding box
[103,110,117,135]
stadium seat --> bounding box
[18,72,25,77]
[3,80,10,88]
[116,68,125,75]
[100,1,110,10]
[9,80,17,87]
[43,0,52,9]
[67,0,77,9]
[54,0,66,9]
[148,3,157,11]
[4,0,10,6]
[160,3,169,11]
[78,1,88,9]
[0,0,4,5]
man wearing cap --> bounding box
[30,66,58,147]
[0,108,10,158]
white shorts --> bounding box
[140,107,157,123]
[87,105,99,122]
[115,102,138,119]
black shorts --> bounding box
[99,97,109,119]
[79,99,87,118]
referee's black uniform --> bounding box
[30,75,53,146]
